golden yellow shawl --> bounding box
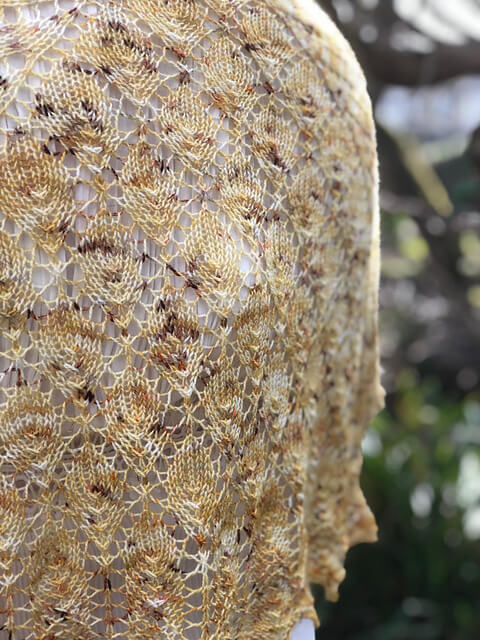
[0,0,385,637]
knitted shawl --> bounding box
[0,0,385,638]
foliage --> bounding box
[315,377,480,639]
[313,2,480,637]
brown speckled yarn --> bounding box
[0,1,385,638]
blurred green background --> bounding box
[314,1,480,638]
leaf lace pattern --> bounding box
[0,1,385,638]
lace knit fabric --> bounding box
[0,0,385,638]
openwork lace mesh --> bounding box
[0,0,385,638]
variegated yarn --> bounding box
[0,1,385,638]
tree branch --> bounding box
[320,1,480,87]
[355,40,480,87]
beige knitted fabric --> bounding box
[0,0,385,638]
